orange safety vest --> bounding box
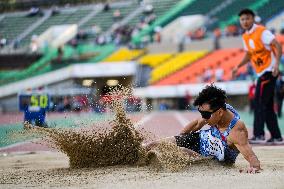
[242,25,274,74]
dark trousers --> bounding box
[276,95,283,118]
[253,72,282,139]
[249,99,255,113]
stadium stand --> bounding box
[0,48,57,85]
[210,0,284,30]
[0,53,42,70]
[256,0,284,23]
[266,11,284,34]
[128,0,177,27]
[153,49,246,85]
[82,3,138,32]
[1,0,283,49]
[0,0,284,89]
[0,44,115,85]
[138,53,173,67]
[103,47,145,62]
[150,50,207,83]
[64,9,93,25]
[179,0,224,16]
[0,14,40,43]
[208,0,258,30]
[21,8,93,45]
[131,0,196,44]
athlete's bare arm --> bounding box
[271,39,282,77]
[232,52,251,78]
[228,121,261,173]
[271,39,283,61]
[180,118,207,135]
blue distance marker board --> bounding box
[18,94,50,126]
[18,94,50,111]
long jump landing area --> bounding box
[0,111,283,189]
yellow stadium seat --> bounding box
[103,48,145,62]
[138,53,173,67]
[149,51,207,83]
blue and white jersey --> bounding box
[199,104,240,163]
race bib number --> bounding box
[200,130,225,161]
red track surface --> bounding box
[0,111,283,153]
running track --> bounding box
[0,111,283,153]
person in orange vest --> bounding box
[232,9,283,144]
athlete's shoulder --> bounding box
[232,119,247,133]
[235,119,246,128]
[229,120,248,143]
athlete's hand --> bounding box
[232,67,238,79]
[272,64,279,77]
[239,166,261,174]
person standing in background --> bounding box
[232,9,283,144]
[275,73,284,118]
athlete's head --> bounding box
[238,8,255,30]
[194,84,227,125]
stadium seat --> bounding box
[103,48,145,62]
[138,53,173,67]
[150,51,208,83]
[153,49,246,85]
[22,9,92,45]
[0,14,40,42]
[82,3,138,32]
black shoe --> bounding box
[266,137,283,144]
[249,136,265,144]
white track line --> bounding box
[0,140,34,151]
[174,112,188,128]
[134,112,156,129]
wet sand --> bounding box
[0,146,283,189]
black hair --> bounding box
[193,84,227,110]
[238,8,255,17]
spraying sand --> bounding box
[0,87,284,188]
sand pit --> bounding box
[1,87,283,188]
[0,146,283,189]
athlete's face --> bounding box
[198,103,223,126]
[239,14,254,30]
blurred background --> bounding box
[0,0,283,118]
